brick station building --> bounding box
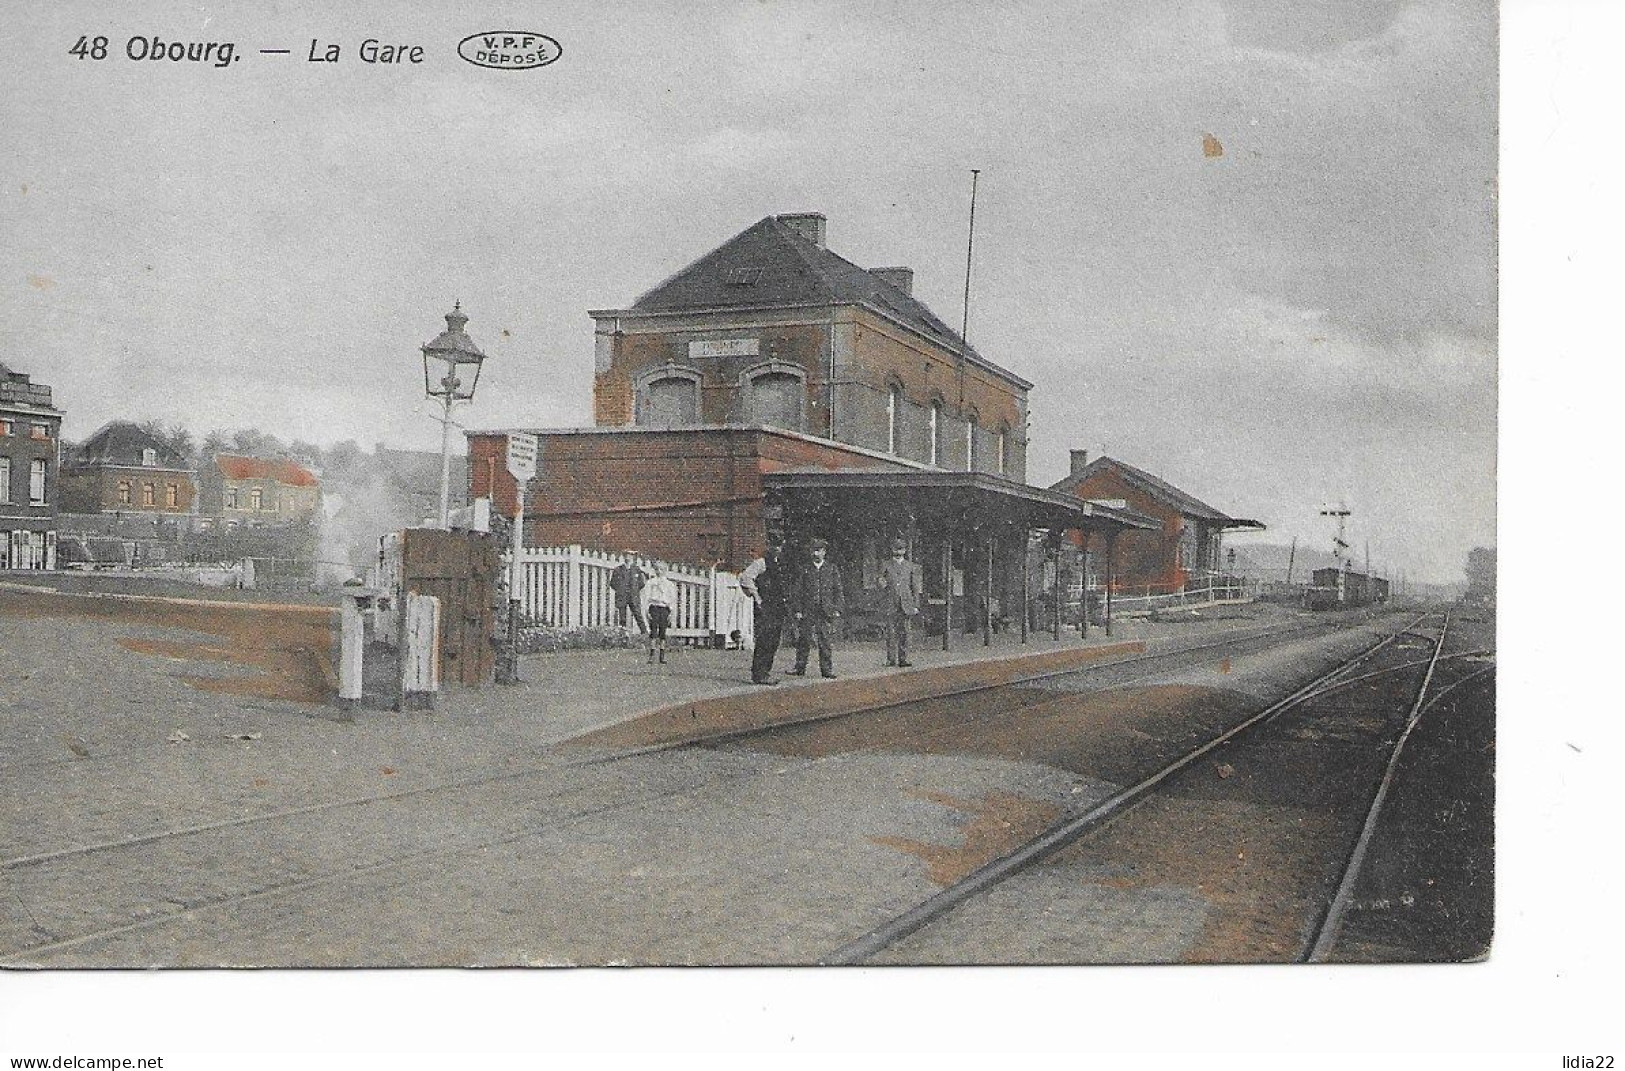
[470,212,1155,640]
[1050,452,1264,596]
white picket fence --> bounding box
[517,544,753,646]
[1106,578,1256,615]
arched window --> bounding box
[635,367,702,428]
[995,427,1008,477]
[742,367,805,431]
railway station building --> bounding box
[1049,452,1264,597]
[469,212,1155,641]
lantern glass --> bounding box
[423,350,483,401]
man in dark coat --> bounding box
[608,554,647,634]
[739,534,789,685]
[877,537,923,667]
[790,537,844,679]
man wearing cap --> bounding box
[790,537,844,679]
[877,538,923,668]
[608,553,647,635]
[739,533,789,685]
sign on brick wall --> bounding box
[506,433,539,481]
[688,338,759,359]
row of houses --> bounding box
[466,211,1264,629]
[59,421,322,523]
[0,404,328,570]
[2,366,469,574]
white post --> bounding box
[708,565,720,640]
[565,544,583,629]
[510,510,524,599]
[339,595,365,708]
[398,592,441,710]
[437,394,454,528]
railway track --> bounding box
[822,609,1491,965]
[2,608,1409,964]
[1,611,1373,874]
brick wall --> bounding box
[59,466,197,515]
[468,428,915,572]
[1063,469,1186,592]
[2,415,61,524]
[845,309,1027,480]
[201,476,319,522]
[592,320,831,434]
[589,306,1030,481]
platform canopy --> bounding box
[761,469,1158,538]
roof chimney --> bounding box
[870,266,914,296]
[1070,449,1091,475]
[777,213,826,248]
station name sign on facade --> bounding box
[688,338,759,359]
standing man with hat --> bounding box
[608,553,648,636]
[790,537,844,679]
[878,537,923,668]
[739,533,790,685]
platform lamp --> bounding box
[421,301,488,527]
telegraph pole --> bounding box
[1320,504,1352,602]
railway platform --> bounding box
[457,606,1319,749]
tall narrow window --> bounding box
[249,487,264,511]
[965,420,975,472]
[928,403,942,466]
[887,386,901,454]
[166,484,179,508]
[141,482,155,507]
[996,430,1007,476]
[117,480,131,505]
[226,486,239,509]
[0,458,11,504]
[31,460,48,504]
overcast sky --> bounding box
[3,1,1495,584]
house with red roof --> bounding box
[200,453,321,525]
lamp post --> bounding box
[421,301,487,528]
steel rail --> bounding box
[6,611,1430,963]
[1290,648,1494,707]
[1302,611,1453,962]
[3,752,777,962]
[820,611,1434,965]
[0,615,1372,873]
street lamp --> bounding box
[421,301,487,527]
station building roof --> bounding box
[1050,454,1264,531]
[589,214,1033,391]
[762,468,1159,537]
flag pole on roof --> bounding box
[958,169,980,412]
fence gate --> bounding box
[401,528,501,688]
